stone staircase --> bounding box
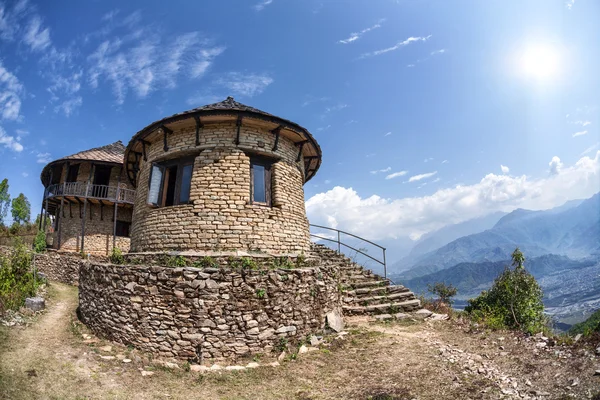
[310,244,421,316]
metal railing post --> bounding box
[383,248,387,280]
[337,231,341,254]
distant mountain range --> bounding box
[396,193,600,280]
[387,192,600,329]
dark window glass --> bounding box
[147,157,194,207]
[164,165,178,207]
[115,220,131,237]
[66,164,79,182]
[253,164,266,203]
[250,158,272,205]
[180,164,193,204]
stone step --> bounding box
[347,280,389,289]
[342,299,421,315]
[343,285,410,298]
[350,291,416,305]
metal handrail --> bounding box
[309,224,387,279]
[45,182,135,205]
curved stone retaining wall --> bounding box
[79,262,341,361]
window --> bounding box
[147,157,194,207]
[66,164,79,182]
[250,158,272,206]
[115,220,131,237]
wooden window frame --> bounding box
[250,156,273,207]
[147,157,195,208]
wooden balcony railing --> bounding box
[45,182,135,205]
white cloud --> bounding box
[581,142,599,156]
[549,156,563,175]
[317,125,331,132]
[424,157,434,163]
[431,49,446,55]
[370,167,391,175]
[88,28,224,104]
[302,96,329,107]
[254,0,273,11]
[325,104,348,113]
[501,165,510,174]
[23,15,51,52]
[573,130,588,137]
[214,72,274,97]
[338,20,384,44]
[384,131,392,137]
[385,170,408,180]
[408,171,437,182]
[186,92,222,106]
[566,0,575,9]
[54,96,82,117]
[441,160,449,164]
[36,152,51,164]
[0,126,23,152]
[0,0,30,42]
[21,172,28,177]
[575,120,591,127]
[306,152,600,241]
[0,61,24,120]
[101,9,120,22]
[360,35,431,58]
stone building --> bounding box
[39,141,135,255]
[124,97,321,255]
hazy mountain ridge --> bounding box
[398,193,600,279]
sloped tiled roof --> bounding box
[40,141,126,186]
[180,96,277,117]
[56,141,125,164]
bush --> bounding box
[109,247,125,265]
[465,248,546,334]
[569,309,600,336]
[427,282,458,305]
[0,239,40,313]
[33,230,47,253]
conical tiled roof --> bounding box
[125,96,322,185]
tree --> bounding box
[465,247,546,334]
[428,282,458,305]
[0,178,9,226]
[11,193,31,225]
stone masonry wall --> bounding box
[79,261,341,361]
[130,122,311,255]
[54,203,132,256]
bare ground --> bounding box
[0,282,599,400]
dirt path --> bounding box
[1,284,599,399]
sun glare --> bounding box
[518,43,562,81]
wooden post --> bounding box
[57,163,68,249]
[42,169,53,232]
[38,187,46,231]
[81,163,94,253]
[113,165,123,251]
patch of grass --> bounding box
[192,256,218,269]
[255,288,266,299]
[109,247,124,265]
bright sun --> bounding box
[519,44,561,81]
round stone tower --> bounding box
[124,97,321,255]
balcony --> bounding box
[45,182,136,205]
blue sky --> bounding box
[1,0,599,252]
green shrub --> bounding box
[241,257,257,270]
[167,255,188,268]
[271,256,294,269]
[256,288,266,299]
[0,239,39,313]
[109,247,125,265]
[192,256,218,269]
[569,309,600,336]
[33,230,46,253]
[427,282,458,305]
[465,248,546,334]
